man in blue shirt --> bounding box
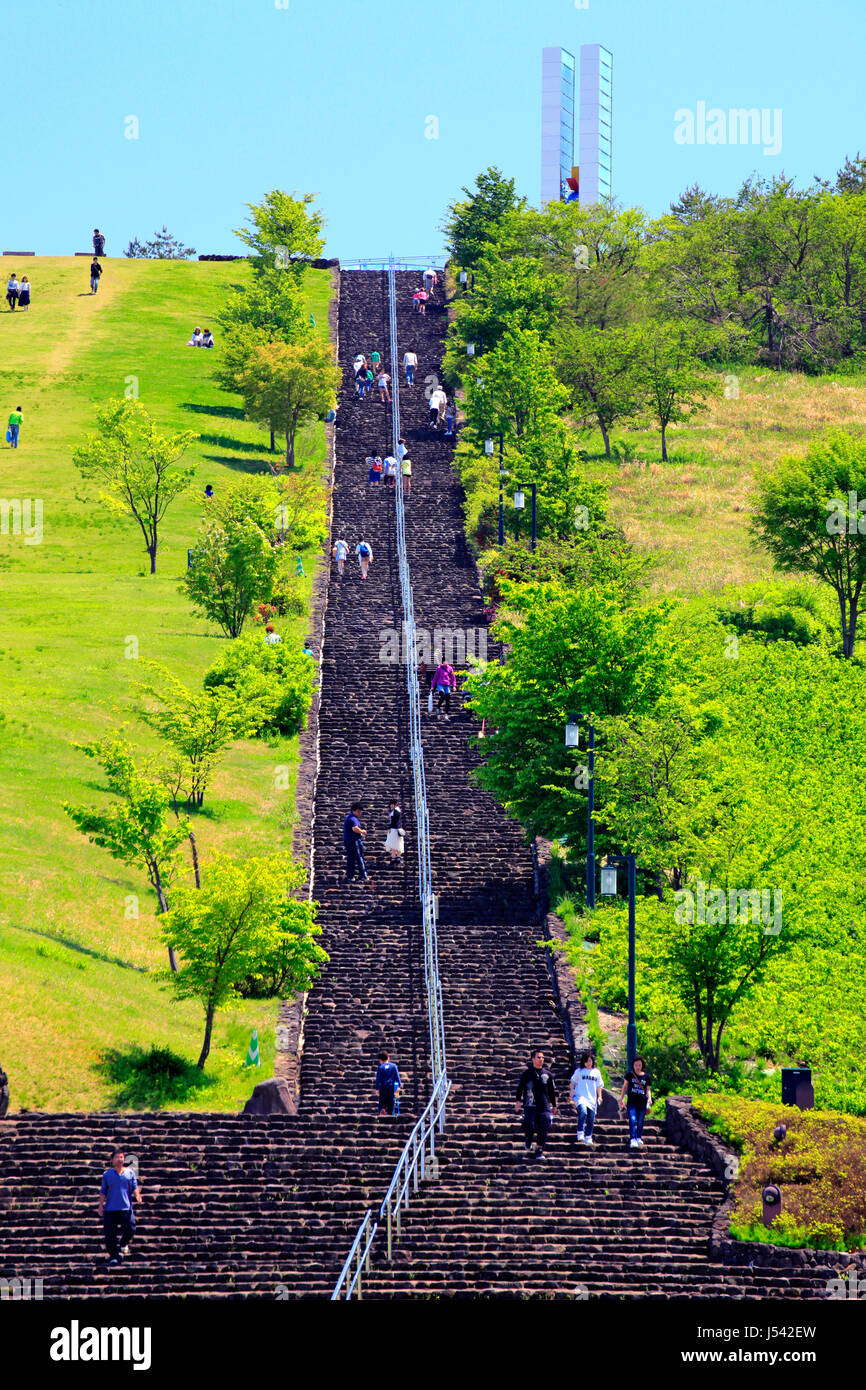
[343,801,369,885]
[99,1148,142,1266]
[375,1050,402,1117]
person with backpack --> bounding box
[99,1148,142,1267]
[570,1049,604,1146]
[90,258,103,294]
[92,228,106,256]
[343,801,369,885]
[423,266,437,295]
[332,537,349,577]
[619,1056,653,1149]
[6,273,19,310]
[432,657,456,717]
[356,535,373,580]
[7,406,22,448]
[515,1049,557,1160]
[367,452,383,487]
[375,1050,402,1117]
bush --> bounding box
[711,581,829,647]
[695,1094,866,1251]
[204,632,314,737]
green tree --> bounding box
[557,323,645,457]
[124,226,196,259]
[464,581,671,838]
[235,340,339,470]
[140,668,265,808]
[463,327,567,444]
[73,399,196,574]
[64,733,189,971]
[442,166,525,270]
[233,189,325,281]
[633,321,719,461]
[183,477,286,638]
[752,429,866,656]
[162,853,326,1069]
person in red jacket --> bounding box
[432,658,456,718]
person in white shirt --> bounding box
[570,1050,604,1146]
[396,437,408,462]
[382,454,398,490]
[403,350,418,386]
[201,329,214,348]
[428,386,447,430]
[356,535,373,580]
[377,371,391,404]
[187,327,203,347]
[423,267,436,294]
[264,625,282,645]
[6,276,20,311]
[332,537,349,577]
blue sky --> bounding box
[3,0,864,259]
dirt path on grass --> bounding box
[43,268,122,377]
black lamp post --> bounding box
[485,434,506,545]
[600,853,639,1069]
[565,715,595,909]
[513,483,538,552]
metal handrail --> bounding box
[379,1075,451,1260]
[341,256,446,271]
[330,1210,377,1300]
[332,261,449,1300]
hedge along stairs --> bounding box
[0,271,833,1300]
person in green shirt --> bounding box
[7,406,22,449]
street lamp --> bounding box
[466,341,476,357]
[601,853,639,1069]
[459,270,468,289]
[565,714,595,909]
[512,483,537,551]
[485,434,505,545]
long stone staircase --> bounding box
[0,270,831,1300]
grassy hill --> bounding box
[0,255,331,1111]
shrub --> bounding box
[204,632,314,737]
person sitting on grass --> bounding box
[201,329,214,348]
[187,326,203,347]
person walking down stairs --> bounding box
[516,1050,557,1161]
[374,1050,402,1118]
[343,801,370,885]
[384,799,404,864]
[99,1149,142,1268]
[570,1050,604,1147]
[620,1057,653,1149]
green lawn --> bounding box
[0,255,331,1111]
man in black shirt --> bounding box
[343,801,369,885]
[515,1049,557,1160]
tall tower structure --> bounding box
[578,44,613,205]
[541,46,576,205]
[541,43,612,206]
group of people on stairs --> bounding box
[517,1048,654,1158]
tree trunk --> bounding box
[599,420,611,458]
[285,429,295,470]
[197,1000,216,1070]
[149,543,157,575]
[270,428,276,453]
[154,870,178,973]
[188,831,201,889]
[660,423,668,462]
